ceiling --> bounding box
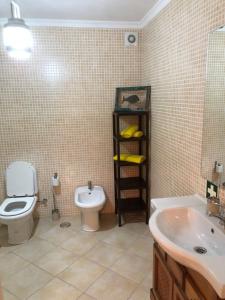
[0,0,159,22]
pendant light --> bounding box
[3,1,33,59]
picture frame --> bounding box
[114,86,151,112]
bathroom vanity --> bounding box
[151,242,224,300]
[149,194,225,300]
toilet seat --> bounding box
[0,197,35,217]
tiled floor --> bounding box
[0,215,153,300]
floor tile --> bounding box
[33,218,57,237]
[2,289,18,300]
[85,241,123,267]
[140,270,153,292]
[0,217,152,300]
[0,226,20,256]
[39,226,73,245]
[97,214,117,233]
[58,216,82,232]
[61,231,98,255]
[27,278,81,300]
[78,294,96,300]
[0,245,12,258]
[128,236,154,260]
[58,257,105,292]
[129,287,149,300]
[86,270,137,300]
[13,238,55,262]
[34,247,77,275]
[0,253,29,284]
[0,225,9,246]
[122,222,149,236]
[3,264,52,299]
[111,253,150,283]
[103,228,139,249]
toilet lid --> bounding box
[0,197,35,216]
[6,161,35,197]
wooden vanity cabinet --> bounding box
[173,284,186,300]
[151,243,223,300]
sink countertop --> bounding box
[149,194,225,298]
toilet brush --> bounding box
[51,173,60,221]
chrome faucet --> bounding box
[88,181,92,191]
[207,197,225,229]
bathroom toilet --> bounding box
[0,161,38,244]
[74,186,106,231]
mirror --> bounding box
[202,25,225,183]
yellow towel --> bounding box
[120,125,138,139]
[113,154,129,161]
[133,131,144,138]
[113,154,145,164]
[126,155,145,164]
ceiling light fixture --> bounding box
[3,1,33,59]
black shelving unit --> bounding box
[113,111,150,226]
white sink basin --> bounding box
[156,207,225,255]
[150,204,225,297]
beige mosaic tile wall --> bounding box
[0,27,141,216]
[201,31,225,184]
[1,0,225,217]
[141,0,225,198]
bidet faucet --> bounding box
[88,181,92,190]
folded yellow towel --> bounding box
[120,125,138,139]
[133,131,144,138]
[113,154,129,161]
[126,155,145,164]
[113,154,145,164]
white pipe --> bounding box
[11,1,21,19]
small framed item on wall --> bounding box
[115,86,151,112]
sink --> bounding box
[155,207,225,255]
[149,205,225,297]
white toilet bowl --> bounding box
[75,186,106,231]
[0,161,38,244]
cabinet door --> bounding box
[187,269,218,300]
[173,283,187,300]
[185,275,205,300]
[153,245,173,300]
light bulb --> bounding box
[3,20,33,59]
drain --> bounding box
[60,222,71,228]
[193,246,207,254]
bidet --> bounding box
[74,185,106,231]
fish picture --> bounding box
[122,95,140,104]
[118,89,148,111]
[115,86,151,112]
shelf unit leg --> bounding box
[113,113,118,215]
[145,112,150,224]
[116,114,122,227]
[118,211,122,227]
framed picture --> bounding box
[115,86,151,112]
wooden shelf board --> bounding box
[113,111,149,116]
[113,135,146,142]
[116,177,146,190]
[119,197,146,212]
[114,160,146,167]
